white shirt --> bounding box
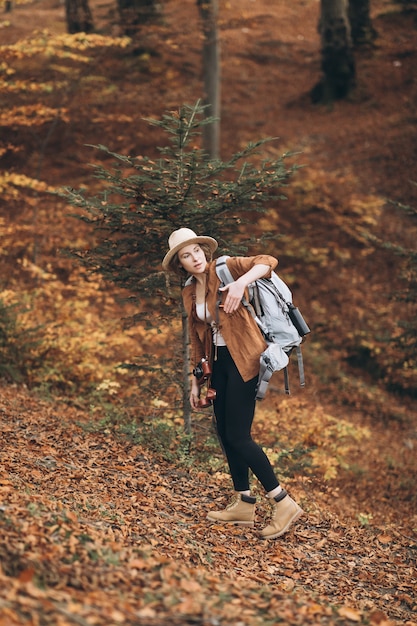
[195,302,227,347]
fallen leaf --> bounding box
[377,534,392,544]
[17,568,35,583]
[338,606,362,621]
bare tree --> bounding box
[117,0,161,37]
[348,0,377,46]
[65,0,94,34]
[197,0,221,159]
[312,0,356,102]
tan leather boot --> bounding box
[207,493,256,527]
[260,490,303,539]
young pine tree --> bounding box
[62,101,298,432]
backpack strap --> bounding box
[295,345,306,388]
[283,366,290,395]
[215,255,233,287]
[256,358,276,400]
[282,346,305,395]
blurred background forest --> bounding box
[1,0,416,414]
[1,0,417,624]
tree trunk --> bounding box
[312,0,356,103]
[65,0,94,34]
[348,0,377,46]
[197,0,221,159]
[181,298,192,434]
[117,0,161,37]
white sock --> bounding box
[266,485,282,499]
[238,490,251,497]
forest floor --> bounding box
[1,381,416,626]
[1,0,417,625]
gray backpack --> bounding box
[215,256,310,399]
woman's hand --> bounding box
[190,377,201,410]
[219,280,245,314]
[219,264,271,314]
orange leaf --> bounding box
[180,578,202,592]
[17,567,35,583]
[338,606,362,621]
[128,558,148,569]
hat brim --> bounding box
[162,236,218,271]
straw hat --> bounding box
[162,228,218,271]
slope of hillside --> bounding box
[1,382,416,625]
[1,0,416,624]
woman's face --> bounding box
[178,243,207,275]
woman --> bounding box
[162,228,303,539]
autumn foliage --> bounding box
[0,0,416,624]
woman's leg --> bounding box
[212,347,279,493]
[210,347,303,536]
[212,348,250,491]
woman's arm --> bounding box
[190,377,201,410]
[220,263,270,314]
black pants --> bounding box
[211,346,280,493]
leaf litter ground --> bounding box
[1,383,416,626]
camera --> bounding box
[193,357,212,382]
[197,386,216,408]
[193,357,215,408]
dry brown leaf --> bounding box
[338,606,363,621]
[377,534,392,544]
